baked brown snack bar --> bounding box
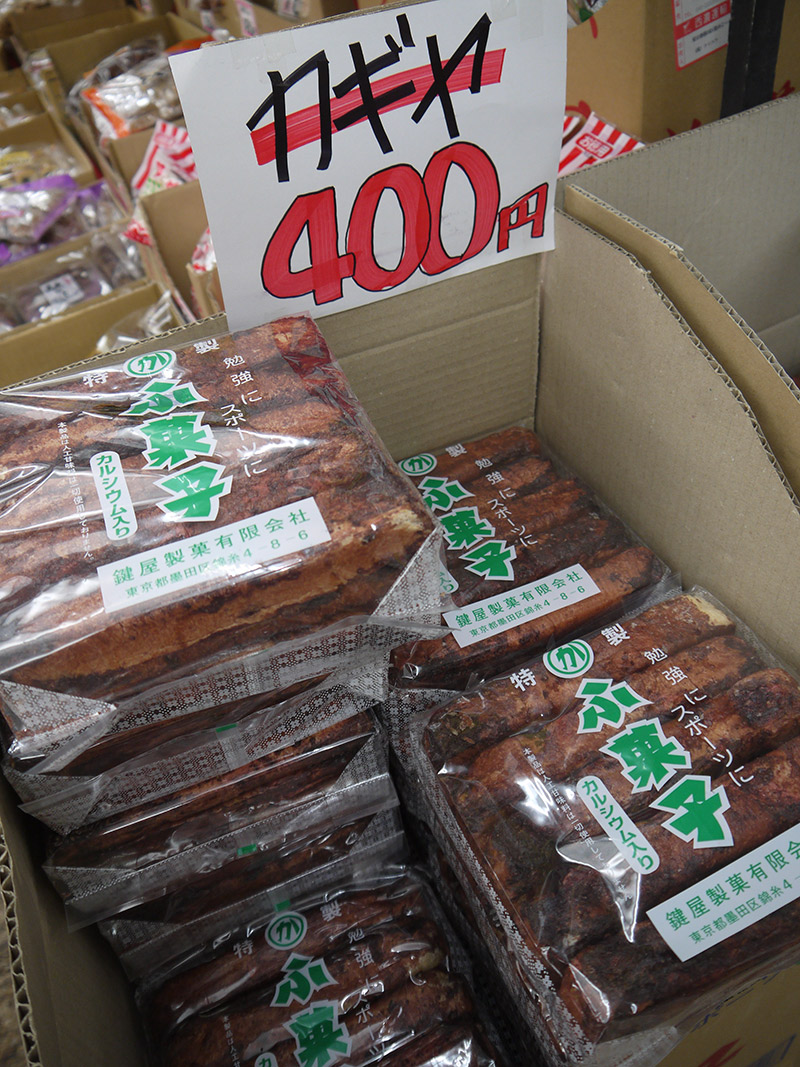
[145,869,431,1039]
[392,426,667,690]
[161,966,472,1067]
[0,315,437,740]
[423,591,737,766]
[415,589,800,1061]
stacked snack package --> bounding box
[382,426,669,781]
[137,863,508,1067]
[0,315,451,1061]
[406,585,800,1066]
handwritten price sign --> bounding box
[171,0,566,330]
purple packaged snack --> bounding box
[0,174,78,244]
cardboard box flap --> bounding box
[319,256,541,461]
[561,95,800,337]
[0,778,147,1067]
[540,212,800,674]
[561,181,800,498]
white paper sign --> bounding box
[170,0,566,331]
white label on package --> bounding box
[648,821,800,962]
[90,451,137,541]
[442,564,599,648]
[672,0,731,69]
[578,775,660,875]
[169,0,566,330]
[97,496,330,613]
[40,273,84,310]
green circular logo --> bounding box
[254,1054,277,1067]
[543,639,594,678]
[399,453,437,477]
[439,568,459,595]
[124,350,176,377]
[265,910,307,950]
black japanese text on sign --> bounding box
[170,0,566,328]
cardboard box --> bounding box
[0,110,96,187]
[2,199,800,1064]
[10,8,137,60]
[566,0,800,144]
[0,67,29,97]
[561,94,800,514]
[42,13,208,197]
[0,87,46,123]
[175,0,355,39]
[44,13,207,101]
[138,178,210,317]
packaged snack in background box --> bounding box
[410,586,800,1066]
[391,426,669,693]
[0,314,443,767]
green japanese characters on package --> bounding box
[138,864,504,1067]
[0,314,442,768]
[412,586,800,1066]
[390,426,668,693]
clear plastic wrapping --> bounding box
[390,426,670,692]
[0,180,126,267]
[43,717,390,926]
[22,681,380,833]
[101,793,406,980]
[0,141,77,187]
[137,863,502,1067]
[1,227,144,325]
[0,315,443,765]
[410,586,800,1065]
[70,34,211,145]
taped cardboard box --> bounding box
[0,198,798,1063]
[561,94,800,503]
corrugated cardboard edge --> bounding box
[561,182,800,496]
[0,832,41,1067]
[540,212,800,675]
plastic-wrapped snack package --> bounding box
[20,681,380,833]
[0,174,77,244]
[92,289,184,356]
[138,863,500,1067]
[79,37,211,145]
[391,426,669,692]
[0,315,443,767]
[100,780,406,979]
[162,965,477,1067]
[43,713,388,925]
[66,35,167,126]
[139,865,437,1040]
[0,292,21,332]
[130,120,196,199]
[0,141,77,187]
[13,253,111,322]
[412,586,800,1066]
